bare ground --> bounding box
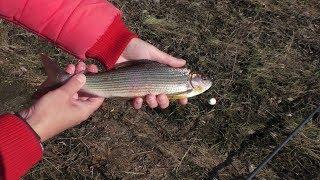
[0,0,320,179]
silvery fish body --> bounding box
[42,57,212,99]
[82,61,194,98]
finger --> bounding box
[65,64,75,74]
[145,94,158,109]
[59,74,86,96]
[157,94,169,109]
[18,107,34,120]
[150,48,186,68]
[87,64,98,73]
[115,56,128,65]
[89,97,104,107]
[72,93,79,100]
[75,61,86,73]
[179,98,188,105]
[132,97,143,109]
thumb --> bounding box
[59,74,86,96]
[150,48,186,68]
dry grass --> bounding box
[0,0,320,179]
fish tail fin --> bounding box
[33,54,70,99]
[40,54,66,82]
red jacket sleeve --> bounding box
[0,0,137,69]
[0,114,43,180]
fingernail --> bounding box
[76,74,86,84]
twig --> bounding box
[43,157,62,173]
[175,141,194,173]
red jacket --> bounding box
[0,0,136,179]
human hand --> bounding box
[19,62,104,142]
[118,38,188,109]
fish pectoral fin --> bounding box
[168,89,193,100]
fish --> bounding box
[39,56,212,99]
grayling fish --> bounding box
[41,57,212,99]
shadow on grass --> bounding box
[206,115,284,180]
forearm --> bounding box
[0,114,43,179]
[0,0,137,69]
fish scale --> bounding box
[82,61,191,97]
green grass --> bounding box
[1,0,320,179]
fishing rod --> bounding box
[246,104,320,180]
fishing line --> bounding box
[246,105,320,180]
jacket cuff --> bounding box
[0,114,43,179]
[86,15,138,70]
